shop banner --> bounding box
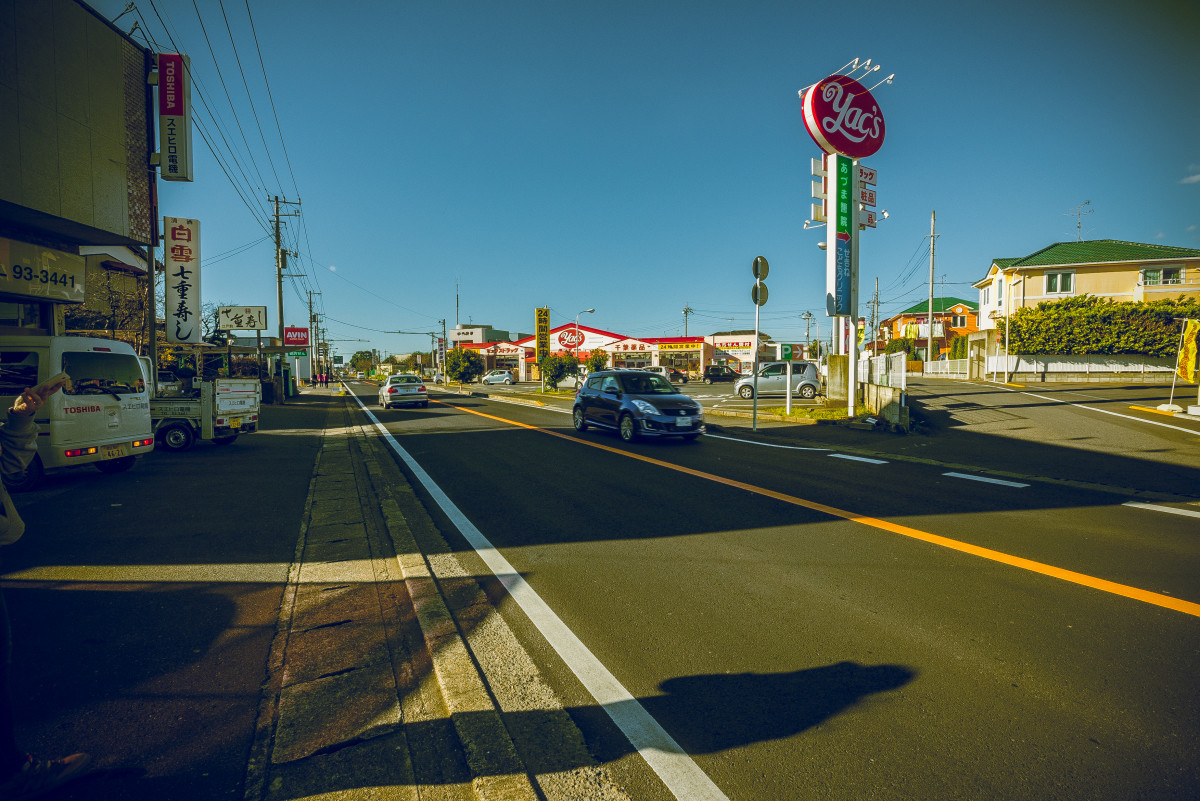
[164,217,201,343]
[158,54,194,182]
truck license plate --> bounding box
[229,417,241,430]
[103,444,127,460]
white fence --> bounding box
[924,358,968,378]
[857,352,907,391]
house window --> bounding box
[981,286,990,307]
[1046,271,1074,294]
[1144,267,1183,286]
[951,315,967,328]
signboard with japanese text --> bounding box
[0,238,85,303]
[217,306,267,331]
[164,217,201,343]
[826,154,856,316]
[158,54,194,182]
[535,307,550,362]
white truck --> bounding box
[0,335,155,490]
[145,364,261,452]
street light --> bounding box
[575,308,594,359]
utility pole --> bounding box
[682,304,694,336]
[927,210,937,362]
[307,290,321,382]
[802,310,813,354]
[871,278,880,356]
[271,195,301,384]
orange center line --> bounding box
[430,398,1200,619]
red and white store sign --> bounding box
[558,328,585,348]
[284,327,309,347]
[801,74,886,159]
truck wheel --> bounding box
[159,423,196,452]
[95,455,135,474]
[213,435,238,445]
[2,454,44,492]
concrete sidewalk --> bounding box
[244,387,624,801]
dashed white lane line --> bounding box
[829,453,888,464]
[1122,502,1200,519]
[943,472,1030,488]
[704,433,831,451]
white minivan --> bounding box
[0,336,155,489]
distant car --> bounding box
[479,369,514,385]
[378,374,429,409]
[733,361,821,399]
[702,365,740,384]
[430,372,445,384]
[644,365,688,384]
[572,369,704,442]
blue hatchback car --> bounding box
[572,369,705,441]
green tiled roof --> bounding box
[900,297,978,315]
[1010,240,1200,268]
[993,258,1020,269]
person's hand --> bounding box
[11,373,69,416]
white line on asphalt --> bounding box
[829,453,888,464]
[703,433,831,451]
[351,394,729,801]
[1121,502,1200,519]
[1003,387,1200,435]
[943,472,1030,488]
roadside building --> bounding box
[880,298,979,360]
[974,240,1200,331]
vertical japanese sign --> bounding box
[535,307,550,362]
[826,153,857,316]
[158,54,194,182]
[164,217,201,344]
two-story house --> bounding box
[879,298,979,360]
[974,240,1200,330]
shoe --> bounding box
[0,752,93,800]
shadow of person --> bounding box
[639,661,916,754]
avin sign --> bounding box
[801,74,886,159]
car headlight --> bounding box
[631,400,659,415]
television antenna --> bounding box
[1065,201,1093,241]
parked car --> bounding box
[733,361,821,399]
[702,365,741,384]
[572,369,704,442]
[479,369,514,385]
[378,374,429,408]
[644,365,688,384]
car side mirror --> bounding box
[604,386,618,395]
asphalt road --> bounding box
[353,381,1200,801]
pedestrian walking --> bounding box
[0,376,93,799]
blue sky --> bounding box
[90,0,1199,358]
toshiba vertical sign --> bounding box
[164,217,201,343]
[158,54,193,182]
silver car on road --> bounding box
[733,361,821,399]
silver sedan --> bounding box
[378,374,429,409]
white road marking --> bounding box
[352,394,729,801]
[703,433,831,451]
[1122,502,1200,519]
[943,472,1030,488]
[829,453,888,464]
[1003,387,1200,435]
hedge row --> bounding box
[1002,295,1200,357]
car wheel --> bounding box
[159,423,195,452]
[739,385,754,399]
[3,454,44,492]
[505,379,512,384]
[95,455,136,474]
[799,384,817,399]
[572,406,588,432]
[619,414,638,442]
[704,377,713,384]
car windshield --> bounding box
[619,373,676,395]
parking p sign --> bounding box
[780,343,804,361]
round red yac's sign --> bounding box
[558,329,585,348]
[802,74,885,159]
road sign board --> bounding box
[752,256,769,280]
[857,164,877,185]
[752,283,768,306]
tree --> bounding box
[1002,295,1200,357]
[884,337,915,357]
[350,350,374,373]
[539,354,569,389]
[445,347,484,384]
[948,335,968,360]
[585,349,609,373]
